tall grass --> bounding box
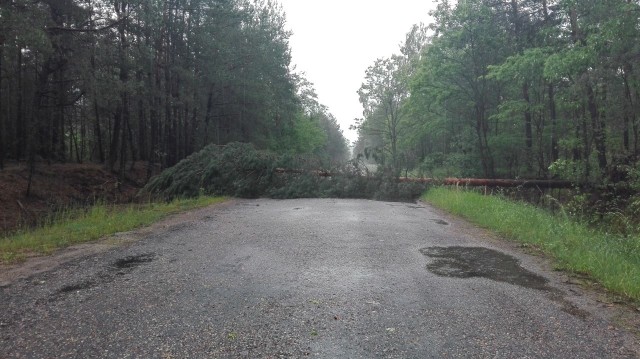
[424,187,640,301]
[0,197,227,263]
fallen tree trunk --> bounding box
[397,177,574,189]
[275,168,332,177]
[275,168,575,189]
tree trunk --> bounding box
[27,57,55,196]
[16,49,24,160]
[94,99,105,163]
[586,84,607,172]
[397,177,575,188]
[542,0,559,164]
[110,1,131,172]
[127,113,136,167]
[582,109,591,180]
[119,113,127,186]
[548,84,559,162]
[109,112,122,170]
[70,111,80,163]
[523,83,533,149]
[204,84,214,145]
[475,104,494,178]
[79,107,86,162]
[624,115,631,152]
[189,104,197,155]
[164,84,173,166]
[623,65,636,154]
[53,69,66,161]
[0,42,4,170]
[137,97,146,161]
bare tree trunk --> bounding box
[27,57,55,196]
[511,0,534,171]
[109,112,123,170]
[476,104,494,178]
[623,65,636,154]
[16,49,24,160]
[543,0,558,164]
[79,107,86,162]
[582,109,591,180]
[586,84,607,172]
[549,84,559,162]
[204,84,214,145]
[119,112,127,187]
[0,41,4,170]
[137,97,146,161]
[624,115,631,152]
[94,99,105,162]
[110,1,130,173]
[127,113,136,169]
[523,83,533,149]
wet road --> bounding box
[1,199,638,358]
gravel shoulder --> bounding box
[1,198,638,358]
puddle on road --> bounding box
[431,219,449,225]
[52,253,157,299]
[387,204,426,209]
[419,246,550,291]
[420,246,591,319]
[114,253,156,269]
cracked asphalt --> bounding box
[1,198,638,358]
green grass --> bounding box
[423,187,640,302]
[0,196,227,263]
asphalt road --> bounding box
[1,199,638,358]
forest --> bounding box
[0,0,348,184]
[4,0,640,195]
[354,0,640,187]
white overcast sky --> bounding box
[277,0,437,145]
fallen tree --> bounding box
[397,177,575,189]
[276,168,575,188]
[140,143,426,201]
[141,143,576,202]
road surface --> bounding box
[1,199,638,358]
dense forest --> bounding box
[354,0,640,186]
[0,0,348,180]
[4,0,640,190]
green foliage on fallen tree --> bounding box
[141,142,427,201]
[142,143,276,199]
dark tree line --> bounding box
[355,0,640,185]
[0,0,348,187]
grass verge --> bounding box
[0,196,227,264]
[423,187,640,302]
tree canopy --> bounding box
[0,0,348,183]
[354,0,640,185]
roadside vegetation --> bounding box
[424,187,640,302]
[0,196,226,264]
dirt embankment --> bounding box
[0,162,157,234]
